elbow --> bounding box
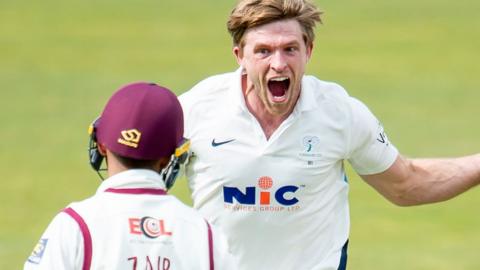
[383,182,419,207]
[388,197,416,207]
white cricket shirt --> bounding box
[179,68,398,270]
[24,169,235,270]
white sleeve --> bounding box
[24,212,84,270]
[346,97,399,175]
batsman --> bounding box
[25,82,236,270]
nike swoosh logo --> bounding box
[211,138,235,147]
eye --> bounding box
[255,48,270,56]
[285,46,298,53]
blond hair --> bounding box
[227,0,323,47]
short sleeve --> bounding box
[346,97,398,175]
[24,212,83,270]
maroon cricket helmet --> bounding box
[96,82,184,160]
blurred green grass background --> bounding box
[1,0,479,269]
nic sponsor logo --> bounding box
[129,217,172,238]
[223,176,301,212]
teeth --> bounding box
[269,77,288,82]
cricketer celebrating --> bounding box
[179,0,480,269]
[25,83,235,270]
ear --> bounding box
[98,143,107,156]
[306,42,313,61]
[157,156,171,171]
[233,46,243,66]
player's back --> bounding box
[25,170,234,270]
[76,193,212,269]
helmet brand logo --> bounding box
[118,129,141,148]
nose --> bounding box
[270,51,287,73]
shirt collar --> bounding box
[230,67,248,115]
[96,169,167,194]
[295,76,318,113]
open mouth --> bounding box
[267,77,290,102]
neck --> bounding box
[106,156,130,178]
[242,77,291,140]
[105,151,165,178]
[247,97,290,140]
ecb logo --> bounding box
[223,176,299,206]
[129,217,172,238]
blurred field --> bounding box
[1,0,479,269]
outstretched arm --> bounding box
[361,154,480,206]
